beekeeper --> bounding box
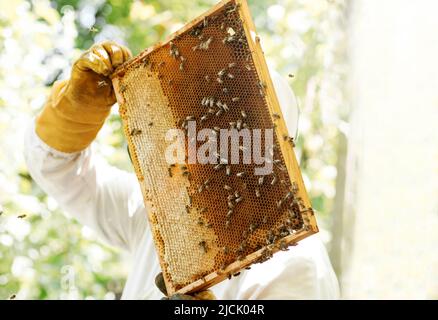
[24,41,340,299]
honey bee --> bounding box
[233,272,241,277]
[279,240,290,251]
[245,64,251,71]
[223,246,230,254]
[227,73,234,79]
[266,231,276,245]
[222,158,231,166]
[258,176,264,185]
[262,215,268,224]
[286,136,296,147]
[17,214,27,219]
[255,188,260,198]
[199,240,207,253]
[130,128,142,136]
[119,84,127,93]
[232,97,240,102]
[283,191,293,201]
[236,172,245,178]
[182,171,191,178]
[291,182,299,193]
[199,207,207,214]
[228,62,236,68]
[169,41,180,58]
[271,175,278,185]
[241,110,247,119]
[97,80,107,88]
[273,113,281,120]
[226,3,240,14]
[224,184,232,191]
[226,165,231,176]
[235,197,243,204]
[236,120,242,130]
[209,97,215,107]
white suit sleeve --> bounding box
[23,120,147,252]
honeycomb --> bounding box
[111,0,318,295]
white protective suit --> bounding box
[24,70,340,299]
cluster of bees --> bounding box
[121,2,310,279]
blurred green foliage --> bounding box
[0,0,347,299]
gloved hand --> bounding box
[155,272,216,300]
[36,41,132,153]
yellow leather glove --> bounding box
[155,272,217,300]
[36,41,132,153]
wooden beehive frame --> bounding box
[112,0,318,295]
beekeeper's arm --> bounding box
[24,41,147,251]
